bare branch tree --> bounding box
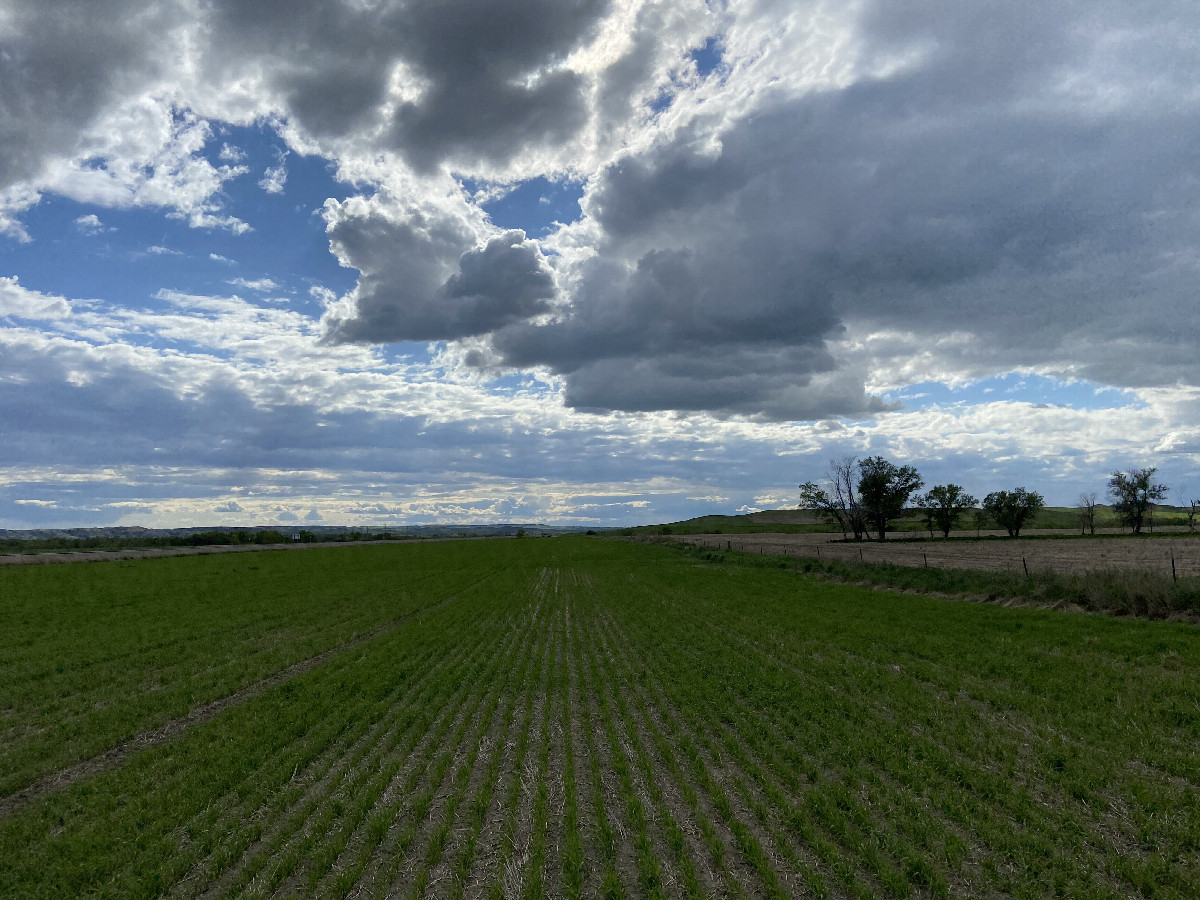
[799,456,867,541]
[1077,492,1098,535]
[1180,486,1199,532]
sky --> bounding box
[2,0,1199,530]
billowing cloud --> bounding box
[464,1,1200,417]
[3,0,1200,530]
[321,190,557,342]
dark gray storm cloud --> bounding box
[466,1,1200,417]
[322,215,557,342]
[202,0,609,169]
[5,0,1199,423]
[0,0,179,186]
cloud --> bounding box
[0,276,71,319]
[258,161,287,194]
[320,188,557,342]
[228,276,279,292]
[214,500,243,512]
[209,253,235,264]
[74,214,113,234]
[449,2,1200,418]
[147,244,182,256]
[304,507,323,522]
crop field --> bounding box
[2,538,1198,898]
[671,532,1200,579]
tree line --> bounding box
[800,458,1196,541]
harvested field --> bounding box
[2,538,1198,898]
[668,531,1200,578]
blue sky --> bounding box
[2,1,1199,529]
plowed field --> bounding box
[670,532,1200,578]
[2,538,1197,898]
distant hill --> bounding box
[0,523,590,553]
[616,505,1196,536]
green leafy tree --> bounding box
[1108,468,1168,534]
[857,456,924,541]
[920,484,978,538]
[982,488,1044,537]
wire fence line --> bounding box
[660,534,1200,579]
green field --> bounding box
[2,538,1197,898]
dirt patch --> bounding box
[667,532,1200,578]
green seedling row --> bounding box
[2,537,1197,898]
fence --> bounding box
[659,534,1199,580]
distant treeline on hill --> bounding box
[0,529,398,555]
[0,523,589,555]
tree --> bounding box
[1077,492,1098,535]
[982,488,1044,538]
[971,507,990,538]
[1108,468,1168,534]
[857,456,924,541]
[799,457,866,540]
[920,484,978,538]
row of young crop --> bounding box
[4,539,1198,897]
[594,555,1198,898]
[0,543,498,799]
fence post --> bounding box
[859,547,864,564]
[1171,548,1177,583]
[923,553,928,568]
[1022,557,1029,578]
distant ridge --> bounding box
[0,524,590,542]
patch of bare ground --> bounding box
[667,532,1200,578]
[592,612,826,900]
[0,593,464,821]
